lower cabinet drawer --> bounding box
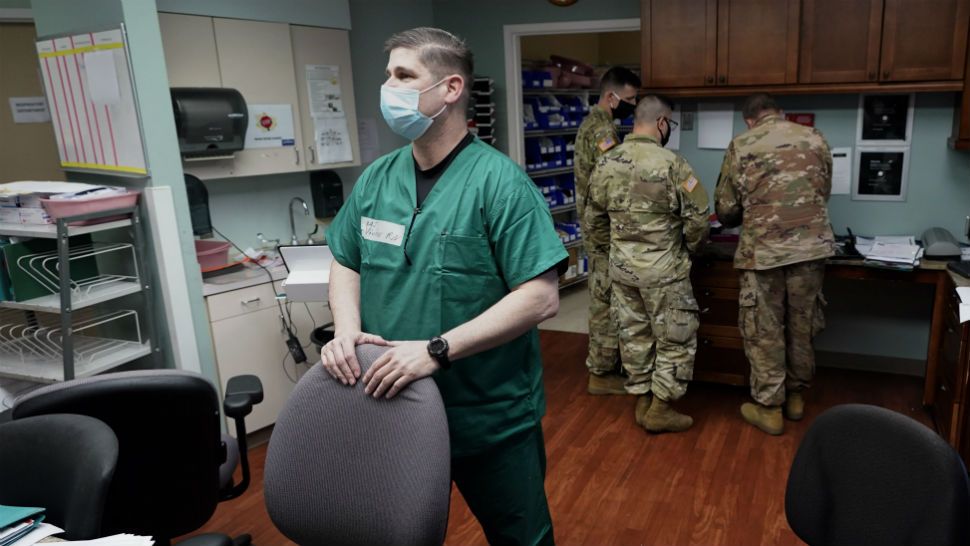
[694,334,749,386]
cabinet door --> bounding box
[158,13,221,88]
[717,0,800,85]
[881,0,970,81]
[210,304,307,435]
[641,0,718,87]
[799,0,883,83]
[291,25,360,170]
[212,18,304,177]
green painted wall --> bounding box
[31,0,218,381]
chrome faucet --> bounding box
[289,197,309,245]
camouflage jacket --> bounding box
[575,104,620,219]
[714,114,836,270]
[585,134,710,288]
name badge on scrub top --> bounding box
[361,216,405,246]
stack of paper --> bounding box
[957,287,970,324]
[0,505,45,546]
[53,534,154,545]
[855,235,923,270]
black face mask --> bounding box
[612,96,636,120]
[658,119,671,147]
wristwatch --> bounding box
[427,336,451,370]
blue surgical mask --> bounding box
[380,78,448,140]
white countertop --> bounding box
[202,264,288,297]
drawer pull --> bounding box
[240,297,262,305]
[701,307,711,314]
[941,383,948,392]
[703,289,712,297]
[701,338,712,346]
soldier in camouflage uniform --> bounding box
[586,96,710,433]
[574,66,642,396]
[714,94,835,436]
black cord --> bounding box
[211,224,290,324]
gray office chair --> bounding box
[786,404,970,546]
[0,413,118,540]
[264,344,451,546]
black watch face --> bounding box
[430,338,447,355]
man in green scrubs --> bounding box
[321,27,567,545]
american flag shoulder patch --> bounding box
[683,176,699,192]
[597,136,616,152]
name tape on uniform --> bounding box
[361,217,405,246]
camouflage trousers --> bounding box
[586,254,621,375]
[612,277,700,401]
[739,260,827,407]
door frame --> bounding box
[503,18,640,165]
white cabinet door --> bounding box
[158,13,221,88]
[210,303,307,435]
[211,18,304,178]
[291,25,361,169]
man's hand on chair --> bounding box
[321,331,389,385]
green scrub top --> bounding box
[327,136,568,457]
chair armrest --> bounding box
[220,375,262,501]
[223,375,263,419]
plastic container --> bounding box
[195,239,231,269]
[41,191,141,225]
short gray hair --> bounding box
[385,27,474,103]
[634,95,672,125]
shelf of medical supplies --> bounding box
[0,281,142,313]
[549,203,577,215]
[564,239,584,250]
[0,339,152,383]
[525,128,580,137]
[529,167,574,178]
[523,88,597,95]
[0,218,132,239]
[559,273,589,289]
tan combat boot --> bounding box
[741,402,784,435]
[634,393,653,426]
[588,373,627,395]
[785,392,805,421]
[642,397,693,433]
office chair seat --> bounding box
[0,414,118,540]
[786,404,970,546]
[264,344,451,546]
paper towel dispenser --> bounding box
[171,88,248,159]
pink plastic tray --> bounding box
[41,191,141,226]
[196,239,231,270]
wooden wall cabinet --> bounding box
[881,0,970,82]
[643,0,970,95]
[800,0,883,84]
[642,0,799,88]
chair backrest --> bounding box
[264,344,451,546]
[0,413,118,540]
[786,404,970,546]
[12,370,224,540]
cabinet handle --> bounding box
[701,338,712,346]
[941,383,949,392]
[703,289,712,297]
[295,149,301,165]
[706,76,714,85]
[718,75,726,84]
[701,307,711,315]
[240,297,262,305]
[308,145,316,164]
[883,70,890,79]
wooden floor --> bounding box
[184,330,932,546]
